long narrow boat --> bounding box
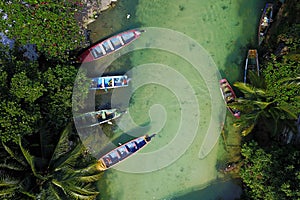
[258,3,273,45]
[96,134,156,171]
[244,49,260,84]
[90,75,130,90]
[78,29,142,63]
[219,79,241,118]
[74,109,123,128]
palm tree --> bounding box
[279,76,300,86]
[0,124,102,199]
[230,71,298,137]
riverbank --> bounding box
[75,0,118,29]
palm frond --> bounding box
[71,173,103,184]
[229,99,255,113]
[279,76,300,85]
[252,100,273,110]
[52,144,84,171]
[45,184,65,200]
[234,82,256,95]
[49,124,73,168]
[19,138,44,180]
[65,185,99,200]
[275,105,298,119]
[0,187,17,197]
[0,160,26,171]
[248,70,266,89]
[234,82,266,98]
[52,179,98,200]
[74,162,101,174]
[2,142,27,167]
[19,190,35,199]
[0,176,19,187]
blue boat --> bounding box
[96,134,156,171]
[90,75,130,90]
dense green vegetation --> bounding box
[0,0,84,142]
[232,1,300,199]
[0,1,102,199]
[240,141,300,199]
[0,0,84,60]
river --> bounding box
[84,0,267,199]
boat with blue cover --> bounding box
[96,134,156,171]
[90,75,129,90]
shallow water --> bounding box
[85,0,267,199]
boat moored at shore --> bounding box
[219,79,241,118]
[97,134,156,171]
[90,75,130,90]
[78,29,142,63]
[244,49,260,84]
[258,3,273,45]
[74,108,124,128]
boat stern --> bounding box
[96,159,108,171]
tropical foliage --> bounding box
[0,0,85,61]
[0,0,87,143]
[240,141,300,200]
[237,1,300,199]
[0,125,102,200]
[0,1,100,199]
[264,58,300,111]
[0,57,79,142]
[230,73,298,137]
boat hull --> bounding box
[90,75,129,90]
[73,109,123,128]
[97,134,156,171]
[258,3,273,45]
[219,79,241,118]
[78,29,142,63]
[244,49,260,84]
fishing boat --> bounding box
[74,109,124,128]
[219,79,241,118]
[96,134,156,171]
[90,75,130,90]
[78,29,143,63]
[244,49,260,84]
[258,3,273,45]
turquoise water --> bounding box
[85,0,267,199]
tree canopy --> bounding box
[0,1,86,143]
[0,0,85,60]
[240,141,300,200]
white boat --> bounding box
[74,109,124,128]
[78,29,143,63]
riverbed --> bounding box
[85,0,267,199]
